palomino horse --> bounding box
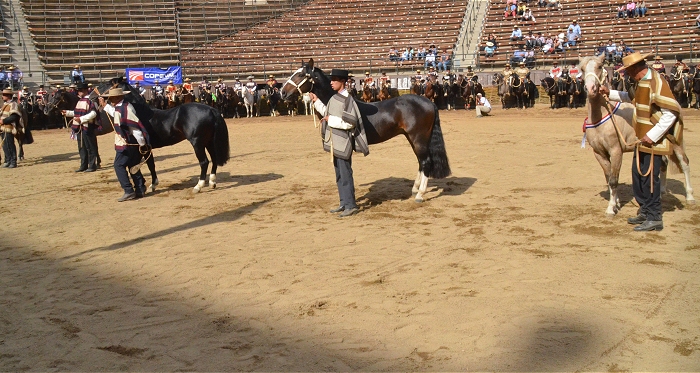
[580,54,695,216]
[91,78,230,193]
[279,59,451,203]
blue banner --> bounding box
[126,66,182,86]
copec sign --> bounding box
[125,66,182,86]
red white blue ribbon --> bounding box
[581,102,622,148]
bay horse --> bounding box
[540,77,559,109]
[361,84,374,102]
[580,54,694,216]
[91,77,230,193]
[279,59,451,203]
[377,84,391,101]
[459,76,483,110]
[410,79,423,96]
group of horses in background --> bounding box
[493,73,538,109]
[539,71,586,110]
[668,65,700,109]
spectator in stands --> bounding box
[71,65,84,84]
[569,20,581,39]
[8,66,22,91]
[475,93,491,118]
[424,50,437,69]
[408,47,415,60]
[605,39,617,64]
[417,46,426,60]
[484,41,496,58]
[505,2,516,18]
[511,46,527,64]
[517,2,527,16]
[537,0,546,7]
[525,48,536,68]
[437,49,451,72]
[524,30,535,47]
[389,47,399,61]
[617,3,627,18]
[522,7,535,22]
[487,33,498,49]
[429,44,437,55]
[554,33,566,52]
[594,41,606,56]
[511,25,523,41]
[542,35,554,53]
[565,27,579,47]
[696,12,700,29]
[535,32,545,47]
[547,0,562,10]
[0,67,7,90]
[626,1,636,18]
[636,1,647,17]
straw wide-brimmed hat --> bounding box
[247,75,254,79]
[2,88,13,95]
[268,75,274,78]
[654,55,662,60]
[616,51,652,72]
[519,61,526,65]
[185,77,191,82]
[486,41,495,47]
[168,80,174,83]
[22,86,28,90]
[74,65,80,69]
[218,78,223,82]
[100,87,130,97]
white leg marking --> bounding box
[412,170,422,195]
[415,172,429,203]
[209,174,217,189]
[193,179,206,193]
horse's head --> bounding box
[280,58,327,101]
[580,54,607,98]
[92,76,154,124]
[44,90,77,116]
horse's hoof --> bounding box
[148,184,156,193]
[605,212,616,219]
[687,198,696,205]
[414,197,424,203]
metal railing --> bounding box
[7,0,32,78]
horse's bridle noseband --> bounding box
[284,68,315,95]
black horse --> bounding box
[692,67,700,110]
[91,78,230,193]
[279,59,450,203]
[541,77,559,109]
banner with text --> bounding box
[126,66,182,86]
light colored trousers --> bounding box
[476,105,491,116]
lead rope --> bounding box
[589,70,655,193]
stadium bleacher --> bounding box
[179,0,466,79]
[478,0,700,69]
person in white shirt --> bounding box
[475,93,491,117]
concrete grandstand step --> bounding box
[3,0,47,88]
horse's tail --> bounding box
[424,104,451,179]
[213,110,230,166]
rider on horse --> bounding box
[152,80,164,98]
[674,57,690,89]
[245,76,257,95]
[379,72,390,89]
[266,75,277,88]
[165,80,177,103]
[651,55,666,76]
[514,62,530,82]
[549,61,563,93]
[215,78,227,95]
[133,81,146,97]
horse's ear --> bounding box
[596,54,605,65]
[308,58,314,69]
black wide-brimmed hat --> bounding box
[76,82,89,90]
[330,69,349,80]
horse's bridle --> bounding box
[284,68,315,95]
[585,66,608,87]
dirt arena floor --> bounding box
[1,105,699,371]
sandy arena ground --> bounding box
[1,105,699,371]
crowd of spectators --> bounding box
[388,44,452,71]
[615,1,647,18]
[593,38,634,65]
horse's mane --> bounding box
[95,77,155,126]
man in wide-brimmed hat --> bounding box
[308,68,369,217]
[245,75,257,96]
[651,55,666,75]
[98,87,150,202]
[0,88,21,168]
[600,52,684,231]
[63,82,99,172]
[266,75,277,88]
